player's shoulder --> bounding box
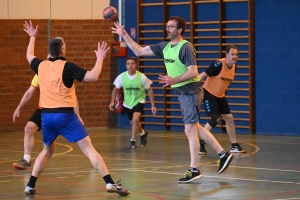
[214,59,223,67]
[182,40,194,47]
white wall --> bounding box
[0,0,109,19]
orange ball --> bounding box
[103,6,118,21]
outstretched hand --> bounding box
[94,42,110,59]
[23,20,38,37]
[158,75,175,87]
[111,21,127,37]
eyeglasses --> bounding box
[166,25,177,30]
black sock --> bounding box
[103,174,115,184]
[218,150,226,158]
[232,143,238,146]
[27,176,37,188]
[200,139,205,145]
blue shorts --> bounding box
[41,113,88,146]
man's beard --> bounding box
[168,33,177,40]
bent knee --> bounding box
[222,114,234,123]
[24,122,38,134]
[131,117,140,124]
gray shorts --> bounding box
[178,88,203,124]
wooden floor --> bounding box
[0,127,300,200]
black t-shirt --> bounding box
[31,57,87,88]
[205,60,237,77]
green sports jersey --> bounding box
[122,71,146,108]
[163,40,200,88]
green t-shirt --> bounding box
[162,40,200,88]
[122,71,146,108]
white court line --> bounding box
[3,132,300,144]
[0,167,299,186]
[109,163,300,174]
[63,154,166,162]
[199,163,300,173]
[111,168,300,185]
[88,133,300,146]
[45,149,300,174]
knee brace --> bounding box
[208,114,219,128]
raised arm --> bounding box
[13,85,37,122]
[83,42,110,82]
[23,20,38,64]
[112,21,155,56]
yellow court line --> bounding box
[233,141,260,158]
[0,140,73,164]
[207,141,260,165]
[52,142,74,156]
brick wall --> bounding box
[0,19,118,132]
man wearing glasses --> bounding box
[112,16,233,183]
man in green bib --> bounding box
[109,57,156,149]
[112,16,233,183]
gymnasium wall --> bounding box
[1,0,299,136]
[0,0,120,132]
[110,0,139,130]
[0,0,108,19]
[255,0,300,135]
[114,0,300,136]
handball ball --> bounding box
[103,6,118,21]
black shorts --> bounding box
[203,89,230,116]
[123,103,145,121]
[28,108,42,131]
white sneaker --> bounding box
[230,143,246,153]
[106,182,130,196]
[24,186,37,195]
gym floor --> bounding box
[0,127,300,200]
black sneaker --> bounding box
[178,169,202,183]
[230,143,246,153]
[199,139,207,155]
[140,130,148,146]
[106,180,130,196]
[217,152,233,174]
[130,140,137,149]
[24,186,37,195]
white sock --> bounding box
[140,129,145,136]
[130,139,135,141]
[24,155,31,162]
